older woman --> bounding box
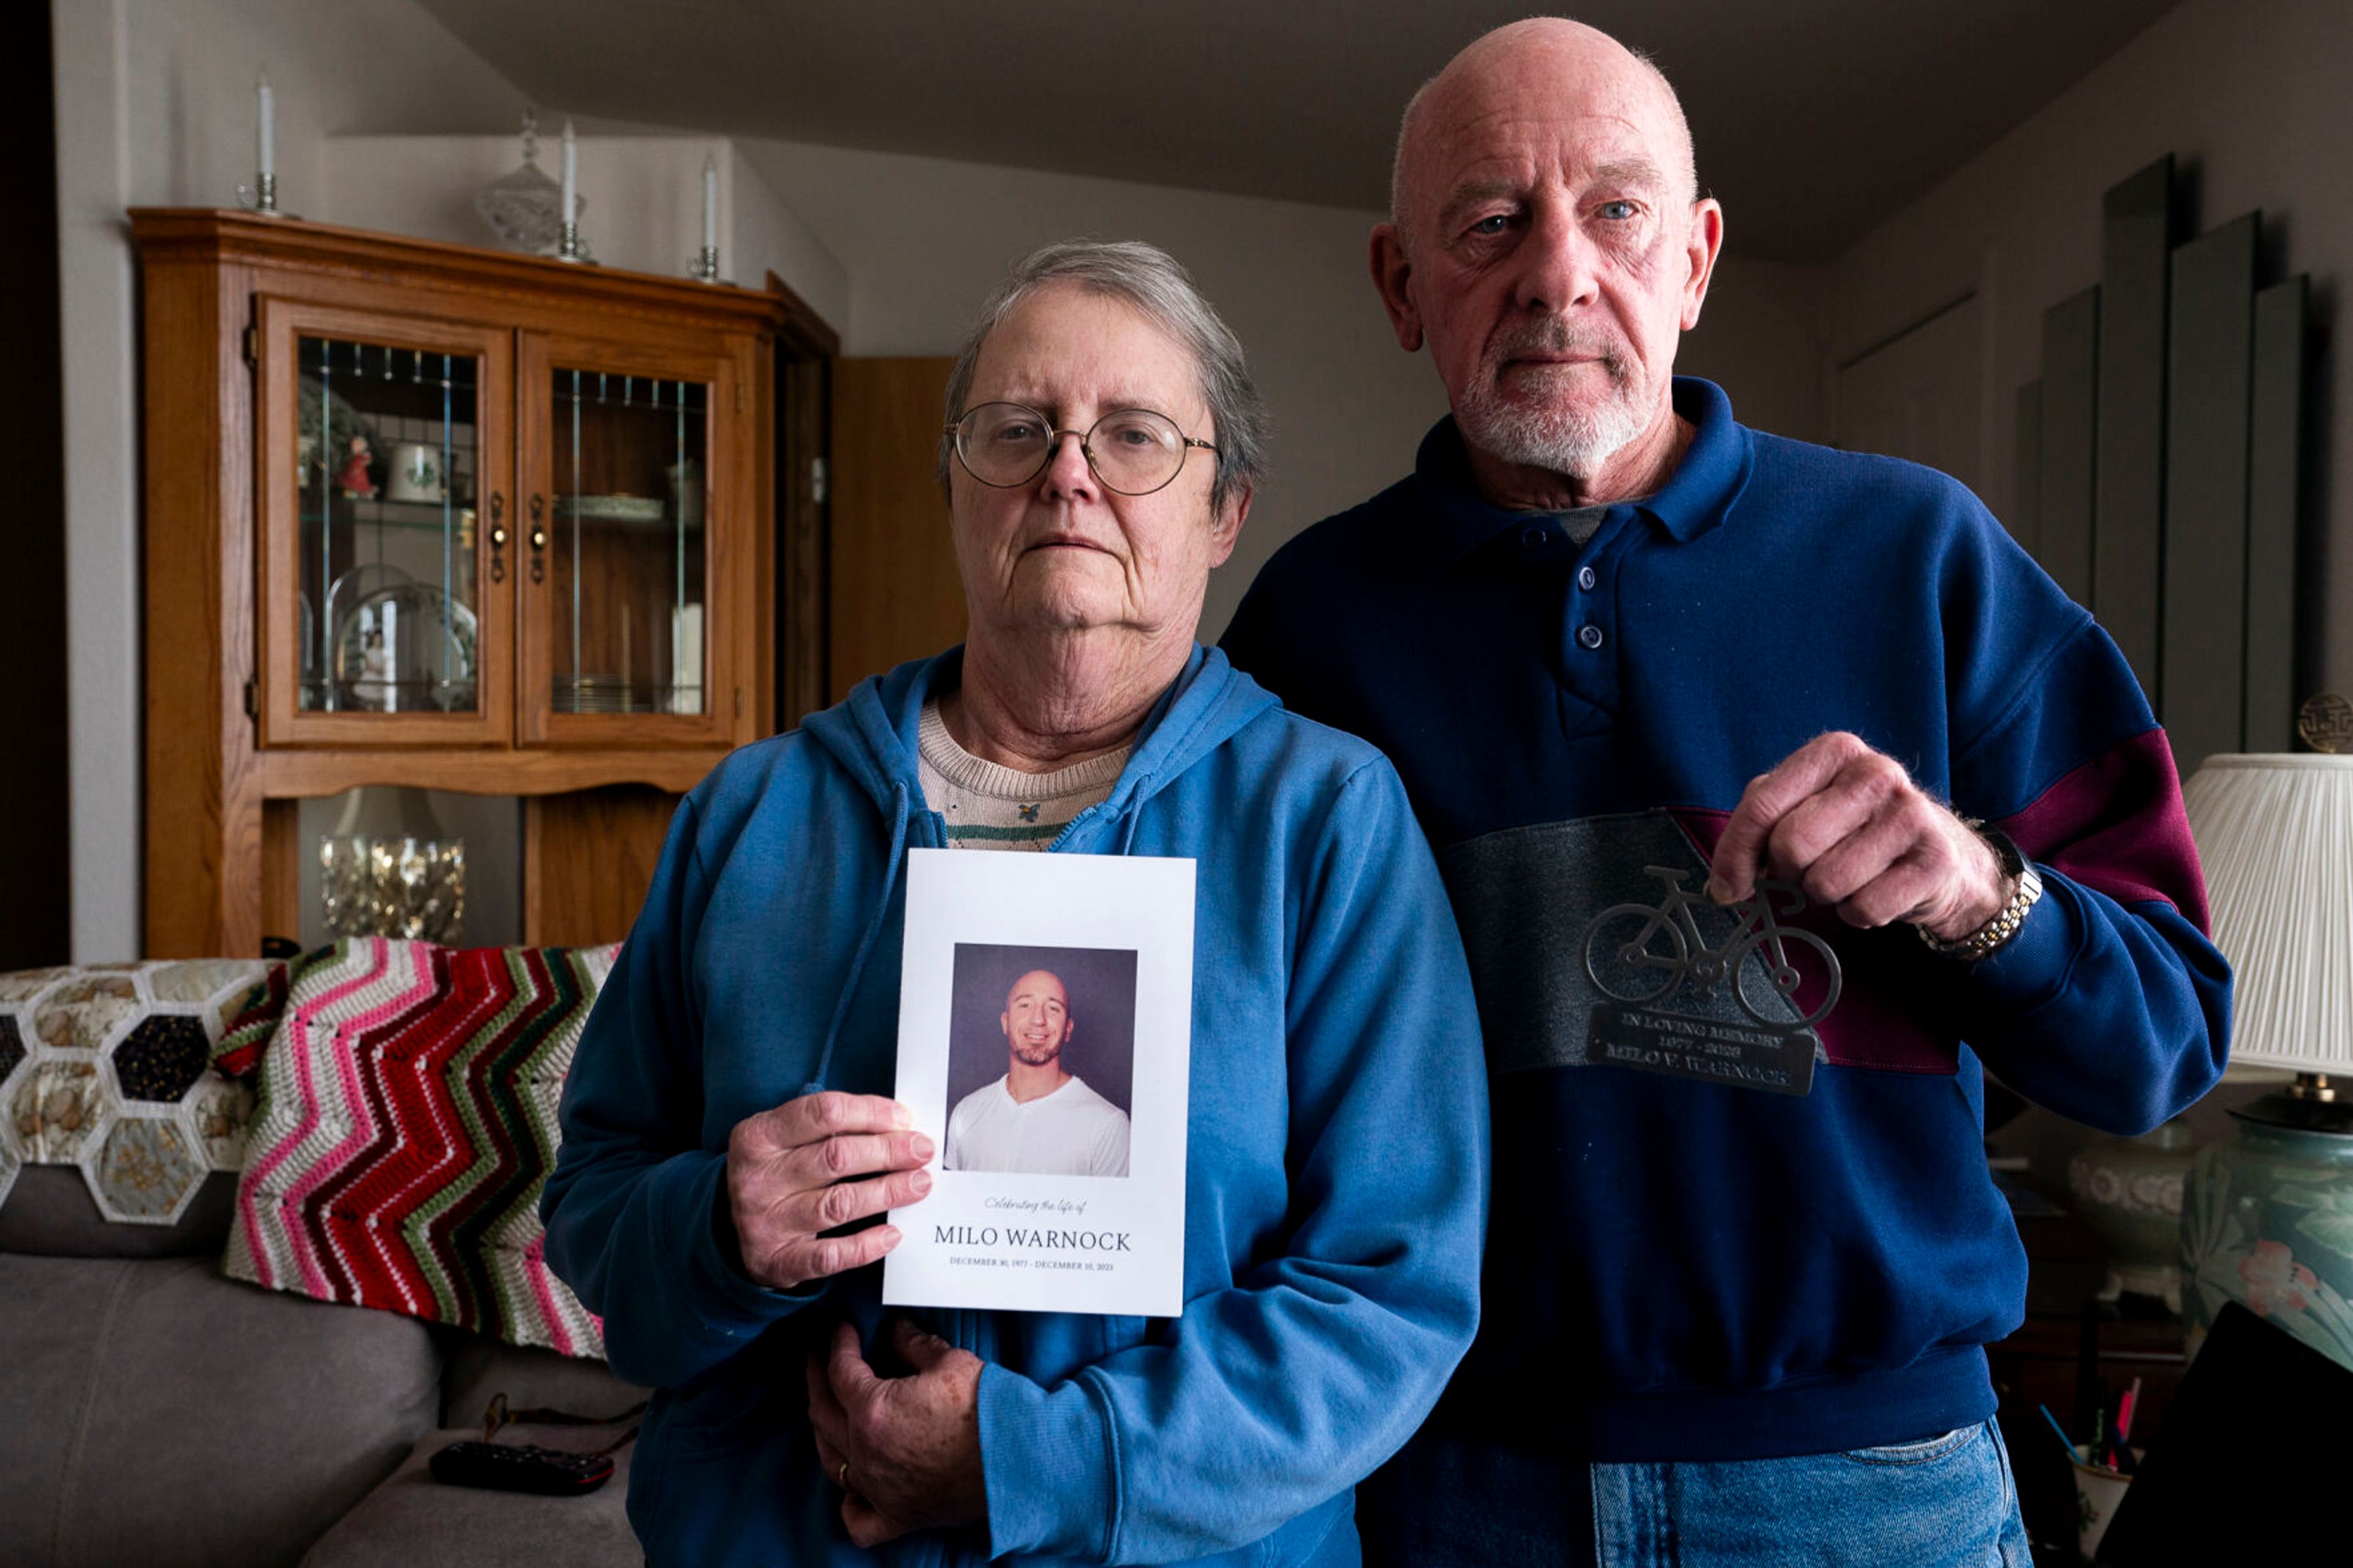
[542,241,1485,1567]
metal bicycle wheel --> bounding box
[1581,905,1688,1005]
[1732,926,1841,1028]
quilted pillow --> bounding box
[222,937,618,1357]
[0,960,273,1225]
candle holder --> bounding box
[235,172,297,220]
[555,220,593,264]
[690,245,721,284]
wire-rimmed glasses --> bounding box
[945,402,1217,496]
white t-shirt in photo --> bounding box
[943,1072,1131,1178]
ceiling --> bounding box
[411,0,2184,263]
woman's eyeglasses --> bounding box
[946,403,1217,496]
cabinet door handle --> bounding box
[528,494,547,584]
[487,493,507,583]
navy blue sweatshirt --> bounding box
[1221,378,2229,1461]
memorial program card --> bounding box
[883,849,1195,1317]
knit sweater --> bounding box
[917,699,1128,851]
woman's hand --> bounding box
[724,1092,934,1290]
[807,1319,988,1548]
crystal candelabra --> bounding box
[318,787,466,944]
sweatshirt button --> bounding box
[1578,624,1605,650]
[1578,565,1597,591]
[1521,526,1550,550]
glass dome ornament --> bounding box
[474,110,577,257]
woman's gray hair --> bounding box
[938,240,1269,513]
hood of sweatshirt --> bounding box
[801,642,1277,854]
[786,642,1276,1090]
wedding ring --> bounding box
[838,1460,852,1491]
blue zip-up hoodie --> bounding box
[542,645,1489,1567]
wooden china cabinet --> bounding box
[131,209,835,956]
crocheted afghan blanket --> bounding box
[218,937,618,1358]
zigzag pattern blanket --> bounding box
[218,938,618,1357]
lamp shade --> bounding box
[2180,753,2353,1075]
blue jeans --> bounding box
[1360,1420,2031,1567]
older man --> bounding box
[1222,18,2229,1566]
[944,968,1131,1176]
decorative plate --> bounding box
[555,494,667,524]
[332,581,479,713]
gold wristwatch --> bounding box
[1915,824,2042,961]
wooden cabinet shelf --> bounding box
[132,209,835,954]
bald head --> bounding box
[1391,19,1699,248]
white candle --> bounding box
[257,70,273,181]
[561,118,577,226]
[702,153,718,251]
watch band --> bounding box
[1915,823,2043,962]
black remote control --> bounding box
[430,1439,616,1496]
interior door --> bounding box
[828,357,965,703]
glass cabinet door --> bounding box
[254,300,513,746]
[518,333,741,746]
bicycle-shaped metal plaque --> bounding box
[1580,866,1843,1029]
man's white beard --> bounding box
[1458,322,1648,479]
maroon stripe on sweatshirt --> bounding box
[1991,728,2210,934]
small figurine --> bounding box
[336,434,376,498]
[358,627,395,710]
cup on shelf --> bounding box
[384,442,445,504]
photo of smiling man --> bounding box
[944,954,1133,1178]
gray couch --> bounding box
[1,1164,650,1567]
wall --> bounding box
[740,139,1441,645]
[52,0,526,961]
[741,139,1828,642]
[1680,256,1830,447]
[53,6,1827,956]
[1828,0,2352,698]
[1831,0,2353,1165]
[320,135,849,330]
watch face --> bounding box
[1979,828,2027,879]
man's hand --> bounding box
[1707,732,2009,940]
[724,1093,933,1291]
[806,1319,988,1548]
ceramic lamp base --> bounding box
[2178,1080,2353,1371]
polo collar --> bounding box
[1411,376,1754,567]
